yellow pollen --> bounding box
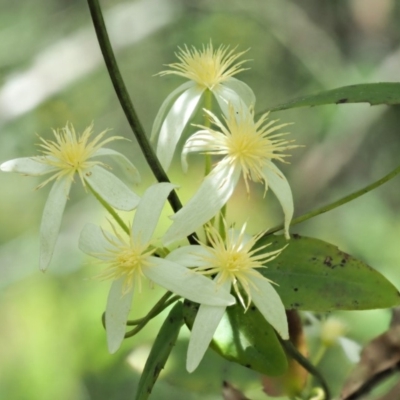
[193,106,299,194]
[158,42,249,90]
[96,227,155,295]
[195,222,285,309]
[35,123,124,189]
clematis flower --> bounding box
[151,41,255,171]
[163,105,299,245]
[79,183,236,354]
[166,221,288,372]
[0,123,140,271]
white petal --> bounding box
[144,257,235,306]
[150,81,196,142]
[187,279,231,372]
[263,161,294,239]
[39,178,71,271]
[156,85,204,171]
[105,278,134,353]
[85,165,140,211]
[338,337,361,363]
[213,84,248,117]
[247,272,288,339]
[132,183,176,244]
[163,161,241,245]
[92,148,141,183]
[166,245,210,267]
[1,157,53,175]
[221,77,256,108]
[181,130,216,173]
[79,223,115,261]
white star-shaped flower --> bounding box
[167,221,288,372]
[79,183,236,354]
[164,105,298,245]
[0,123,140,271]
[151,41,255,171]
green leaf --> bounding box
[135,302,184,400]
[263,83,400,112]
[183,301,288,376]
[256,234,400,311]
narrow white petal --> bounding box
[181,130,216,173]
[163,161,241,245]
[106,278,134,353]
[157,85,204,171]
[166,245,210,267]
[222,77,256,108]
[39,178,71,271]
[213,85,247,117]
[132,183,176,244]
[92,148,141,183]
[79,223,114,260]
[144,257,235,306]
[247,272,288,340]
[1,157,53,175]
[338,337,361,363]
[187,300,229,372]
[150,81,196,142]
[187,305,226,373]
[263,161,294,239]
[85,165,140,211]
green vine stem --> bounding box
[86,0,198,244]
[263,163,400,239]
[86,181,130,235]
[280,339,331,400]
[126,291,174,326]
[124,295,180,337]
[101,292,180,333]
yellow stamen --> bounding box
[95,225,155,295]
[158,42,250,90]
[35,123,124,189]
[193,106,300,195]
[194,221,285,309]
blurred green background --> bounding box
[1,0,400,399]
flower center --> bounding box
[158,42,249,90]
[195,223,283,309]
[195,106,297,194]
[96,227,155,295]
[36,123,122,188]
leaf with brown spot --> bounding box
[255,235,400,311]
[261,83,400,112]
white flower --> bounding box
[151,41,255,171]
[0,123,140,271]
[79,183,236,354]
[163,106,298,245]
[166,221,288,372]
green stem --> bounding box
[125,295,180,337]
[86,182,130,234]
[263,163,400,238]
[126,291,173,326]
[280,339,331,400]
[86,0,198,244]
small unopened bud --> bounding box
[320,318,346,347]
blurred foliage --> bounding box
[1,0,400,399]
